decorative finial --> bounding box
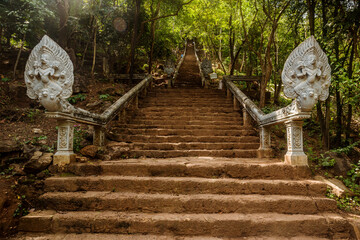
[282,36,331,111]
[24,35,74,112]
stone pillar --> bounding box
[93,125,106,147]
[233,96,240,111]
[243,108,252,126]
[53,120,76,165]
[284,120,308,165]
[257,126,272,158]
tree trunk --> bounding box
[345,32,356,142]
[0,26,3,53]
[306,0,316,36]
[335,88,342,146]
[13,35,25,80]
[128,0,141,83]
[91,27,97,78]
[57,0,69,48]
[148,20,156,74]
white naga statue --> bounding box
[25,35,74,112]
[282,36,331,112]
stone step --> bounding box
[131,115,243,122]
[138,107,238,112]
[135,112,242,118]
[61,158,312,180]
[111,129,255,136]
[11,233,337,240]
[109,149,258,159]
[19,211,354,238]
[106,142,260,151]
[44,176,327,196]
[128,120,244,125]
[113,124,251,130]
[107,134,259,143]
[140,102,234,107]
[39,192,337,214]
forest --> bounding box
[1,0,360,149]
[1,0,360,236]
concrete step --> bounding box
[107,134,259,143]
[44,176,327,196]
[111,128,256,136]
[11,233,338,240]
[40,192,337,214]
[113,124,251,130]
[108,149,258,158]
[106,142,260,151]
[61,158,312,180]
[19,211,354,238]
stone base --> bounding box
[284,154,308,166]
[257,148,273,158]
[53,153,76,166]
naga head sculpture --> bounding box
[282,36,331,112]
[25,35,74,112]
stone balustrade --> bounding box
[24,35,153,165]
[222,36,331,166]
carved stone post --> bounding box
[53,120,76,165]
[243,108,252,126]
[93,125,106,147]
[233,96,240,111]
[284,120,308,165]
[257,126,272,158]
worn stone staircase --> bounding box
[15,44,356,239]
[106,88,259,159]
[17,87,356,239]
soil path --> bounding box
[174,44,202,88]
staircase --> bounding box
[106,88,259,159]
[15,45,356,239]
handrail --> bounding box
[193,42,206,87]
[224,80,311,127]
[46,74,153,126]
[172,40,187,86]
[224,78,312,166]
[46,74,153,165]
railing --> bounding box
[220,36,332,166]
[171,41,187,87]
[223,79,311,165]
[47,75,153,165]
[193,42,207,88]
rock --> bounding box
[9,163,25,176]
[24,152,53,174]
[315,176,354,197]
[0,139,21,153]
[22,144,39,160]
[32,128,43,134]
[73,74,89,94]
[80,145,99,158]
[76,156,88,163]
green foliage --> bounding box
[26,109,41,122]
[327,188,360,212]
[331,141,360,155]
[73,125,87,152]
[99,94,111,101]
[1,77,10,82]
[68,94,87,104]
